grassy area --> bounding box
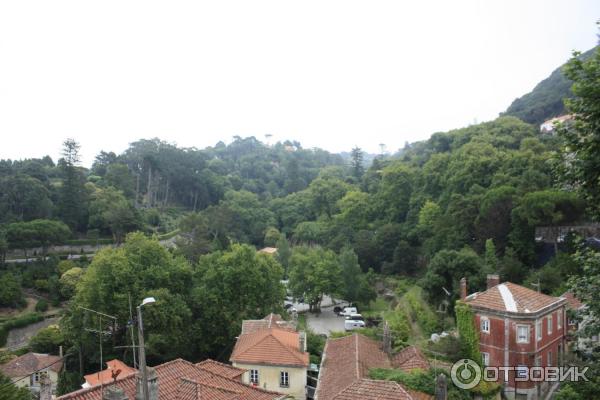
[359,278,452,348]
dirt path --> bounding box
[4,317,60,351]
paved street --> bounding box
[305,306,346,336]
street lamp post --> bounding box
[137,297,156,400]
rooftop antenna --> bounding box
[79,306,117,395]
[531,280,541,293]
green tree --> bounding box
[288,246,341,312]
[29,325,64,354]
[0,174,53,223]
[510,190,585,261]
[222,190,276,244]
[422,248,484,307]
[6,219,71,255]
[59,267,85,299]
[104,163,135,199]
[58,139,88,230]
[63,233,194,366]
[559,46,600,218]
[0,273,25,308]
[384,240,419,276]
[484,239,499,272]
[263,227,281,247]
[0,229,7,264]
[191,244,285,357]
[276,234,292,276]
[88,187,140,243]
[0,372,32,400]
[339,246,375,306]
[175,213,214,263]
[350,147,365,180]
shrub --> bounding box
[29,325,64,354]
[35,299,49,312]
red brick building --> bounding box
[461,275,567,400]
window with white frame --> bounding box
[280,371,289,388]
[548,314,553,334]
[557,311,562,329]
[536,320,542,341]
[548,350,553,366]
[250,369,259,385]
[481,318,490,333]
[517,325,529,343]
[481,352,490,366]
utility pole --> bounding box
[129,294,137,369]
[137,297,156,400]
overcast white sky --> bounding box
[0,1,598,167]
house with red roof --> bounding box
[230,314,309,399]
[314,333,432,400]
[57,358,286,400]
[0,352,63,395]
[461,274,567,400]
[82,360,138,389]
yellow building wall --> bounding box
[232,362,306,400]
[13,370,59,392]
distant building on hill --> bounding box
[539,114,571,133]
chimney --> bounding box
[39,374,52,400]
[103,386,129,400]
[435,373,448,400]
[136,367,158,400]
[487,274,500,290]
[299,331,306,352]
[382,321,392,355]
[460,277,467,300]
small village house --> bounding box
[230,313,309,399]
[0,352,63,395]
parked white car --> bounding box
[338,307,358,317]
[344,313,364,321]
[344,319,365,331]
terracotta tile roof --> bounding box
[464,282,564,314]
[561,292,584,310]
[56,359,282,400]
[84,360,137,387]
[315,334,430,400]
[331,379,419,400]
[194,360,245,380]
[0,352,63,378]
[390,346,429,372]
[241,314,296,334]
[230,328,309,367]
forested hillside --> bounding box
[502,46,596,125]
[0,137,344,248]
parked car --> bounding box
[344,319,365,331]
[338,307,358,317]
[344,313,364,321]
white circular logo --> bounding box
[451,358,482,389]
